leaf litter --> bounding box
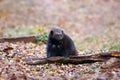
[0,42,119,80]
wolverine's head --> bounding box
[49,28,64,41]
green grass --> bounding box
[3,25,46,37]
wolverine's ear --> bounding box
[50,30,54,35]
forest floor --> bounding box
[0,42,120,80]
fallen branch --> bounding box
[0,36,35,43]
[24,51,120,65]
[24,56,102,65]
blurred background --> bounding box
[0,0,120,51]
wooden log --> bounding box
[0,36,36,43]
[24,51,120,65]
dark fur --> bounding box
[46,28,77,57]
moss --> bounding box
[35,32,48,44]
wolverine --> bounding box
[46,28,77,57]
